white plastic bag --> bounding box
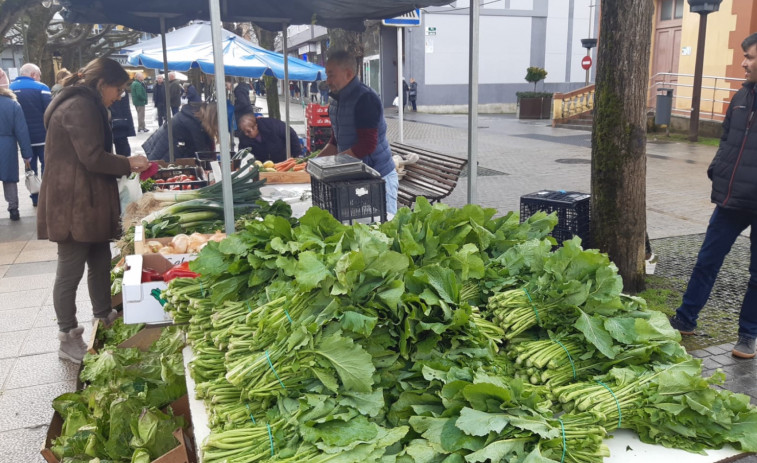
[117,174,143,215]
[24,168,41,194]
[392,96,399,107]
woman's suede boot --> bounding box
[58,326,87,363]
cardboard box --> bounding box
[41,395,196,463]
[260,170,311,184]
[123,254,196,325]
[133,226,194,265]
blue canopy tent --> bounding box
[120,20,235,54]
[127,35,325,81]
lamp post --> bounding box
[687,0,722,142]
[581,38,597,86]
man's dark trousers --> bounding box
[675,206,757,337]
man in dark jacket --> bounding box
[168,72,182,115]
[237,113,302,163]
[110,91,135,156]
[153,75,166,127]
[9,63,51,206]
[142,103,214,161]
[670,32,757,359]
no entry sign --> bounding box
[581,56,593,70]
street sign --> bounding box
[382,8,421,27]
[581,56,592,70]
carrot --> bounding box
[293,163,306,171]
[275,159,296,171]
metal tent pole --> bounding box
[160,17,175,163]
[466,0,480,204]
[208,0,235,233]
[397,27,404,143]
[283,23,291,158]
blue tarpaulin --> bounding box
[128,35,325,81]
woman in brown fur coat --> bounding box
[38,57,148,364]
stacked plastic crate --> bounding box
[305,103,333,152]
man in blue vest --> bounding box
[318,50,398,215]
[10,63,51,206]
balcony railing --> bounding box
[648,72,742,122]
[552,85,595,125]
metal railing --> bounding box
[648,72,743,122]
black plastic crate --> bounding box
[311,177,387,224]
[154,167,207,190]
[520,190,591,246]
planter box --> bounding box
[518,97,553,120]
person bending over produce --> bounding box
[37,57,149,364]
[142,102,218,162]
[237,112,302,163]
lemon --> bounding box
[254,160,263,167]
[263,160,275,169]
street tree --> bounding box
[328,28,363,80]
[590,0,654,292]
[251,24,281,120]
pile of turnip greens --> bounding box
[162,198,757,463]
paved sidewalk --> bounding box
[0,99,753,461]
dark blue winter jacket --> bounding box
[0,91,33,182]
[9,76,51,146]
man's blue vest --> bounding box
[328,77,394,177]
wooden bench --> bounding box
[390,142,468,208]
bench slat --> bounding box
[390,142,467,208]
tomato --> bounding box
[188,175,197,181]
[155,179,165,184]
[183,184,192,190]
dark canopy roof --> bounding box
[60,0,452,33]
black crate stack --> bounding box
[305,103,332,152]
[310,178,387,224]
[519,190,591,246]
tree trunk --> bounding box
[24,5,56,85]
[327,29,364,80]
[252,25,280,120]
[590,0,654,293]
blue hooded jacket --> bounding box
[10,76,51,146]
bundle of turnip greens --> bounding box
[161,198,757,463]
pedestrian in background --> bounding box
[153,74,166,127]
[130,71,148,132]
[408,78,418,112]
[110,89,135,156]
[310,80,319,103]
[9,63,51,207]
[38,57,149,364]
[143,102,218,161]
[51,68,71,98]
[669,32,757,359]
[318,80,329,105]
[168,72,182,115]
[185,81,201,103]
[0,68,33,221]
